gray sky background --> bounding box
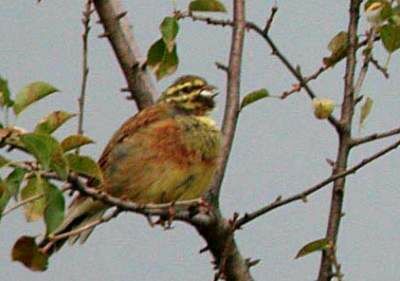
[1,1,399,280]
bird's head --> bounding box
[158,75,218,115]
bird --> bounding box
[39,75,221,256]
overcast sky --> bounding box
[1,1,400,280]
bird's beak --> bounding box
[200,87,219,99]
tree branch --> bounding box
[236,138,400,228]
[190,1,254,280]
[246,21,342,132]
[318,1,362,280]
[93,0,155,110]
[49,208,121,242]
[351,126,400,147]
[66,175,205,222]
[209,0,246,202]
[77,0,93,139]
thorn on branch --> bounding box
[326,158,335,168]
[355,95,364,105]
[115,11,128,21]
[98,31,110,38]
[199,245,210,254]
[215,62,229,72]
[245,258,261,268]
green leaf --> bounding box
[0,179,11,219]
[364,0,392,20]
[156,45,179,80]
[11,236,48,271]
[189,0,227,12]
[0,76,13,107]
[295,238,331,259]
[160,16,179,52]
[240,88,269,110]
[6,167,27,198]
[50,148,69,180]
[380,23,400,53]
[360,97,374,128]
[13,81,59,115]
[20,133,62,170]
[44,181,65,235]
[147,39,166,68]
[34,111,76,135]
[60,134,94,152]
[323,31,349,67]
[328,31,348,53]
[65,153,103,182]
[147,39,179,80]
[20,176,46,222]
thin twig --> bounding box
[77,0,92,147]
[279,36,379,100]
[328,246,344,281]
[263,5,278,34]
[351,126,400,147]
[208,0,246,200]
[50,208,121,241]
[2,186,70,217]
[246,21,342,132]
[66,175,203,220]
[177,11,233,27]
[370,55,389,78]
[354,28,376,96]
[318,1,362,280]
[237,138,400,228]
[280,65,328,99]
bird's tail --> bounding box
[39,196,106,257]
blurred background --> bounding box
[1,0,399,280]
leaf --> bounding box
[11,236,48,271]
[20,176,46,222]
[156,45,179,80]
[380,23,400,53]
[65,153,103,182]
[364,0,392,21]
[323,31,349,67]
[0,179,11,219]
[295,238,331,259]
[189,0,227,12]
[0,76,13,107]
[20,133,62,170]
[147,39,166,68]
[34,111,76,135]
[160,16,179,52]
[360,97,374,128]
[240,88,269,110]
[61,134,94,152]
[13,81,59,115]
[147,39,179,80]
[44,181,65,235]
[6,167,27,198]
[328,31,348,53]
[50,148,69,180]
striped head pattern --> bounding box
[159,75,218,115]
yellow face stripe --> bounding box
[163,76,207,97]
